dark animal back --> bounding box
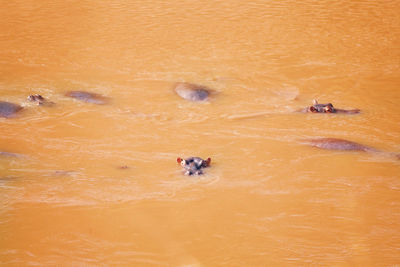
[65,91,108,104]
[307,138,372,151]
[174,83,210,102]
[0,101,22,118]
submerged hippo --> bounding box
[0,151,21,158]
[65,91,109,105]
[302,137,400,159]
[174,82,210,102]
[0,101,23,118]
[303,138,375,152]
[177,156,211,176]
[304,100,360,114]
[27,94,55,106]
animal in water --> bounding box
[177,156,211,176]
[174,82,210,102]
[303,138,375,152]
[0,151,21,158]
[302,138,400,160]
[65,91,109,105]
[118,165,129,170]
[27,94,55,106]
[0,101,23,118]
[305,100,360,114]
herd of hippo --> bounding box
[1,82,398,176]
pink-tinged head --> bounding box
[206,157,211,166]
[177,157,183,164]
[324,105,334,113]
[309,106,317,113]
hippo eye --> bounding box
[180,160,186,166]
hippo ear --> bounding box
[309,106,317,113]
[177,157,182,164]
[324,106,333,113]
[313,99,318,105]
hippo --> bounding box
[117,165,129,170]
[27,94,55,106]
[304,100,360,114]
[174,82,210,102]
[303,138,376,152]
[0,101,23,118]
[302,137,400,159]
[0,151,21,158]
[65,91,109,105]
[177,156,211,175]
[306,137,400,160]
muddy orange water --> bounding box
[1,0,400,266]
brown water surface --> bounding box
[1,0,400,265]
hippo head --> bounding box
[27,94,55,106]
[177,157,211,168]
[28,94,45,103]
[308,100,336,113]
[177,157,211,176]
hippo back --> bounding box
[65,91,108,105]
[307,138,372,151]
[174,83,210,102]
[0,101,22,118]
